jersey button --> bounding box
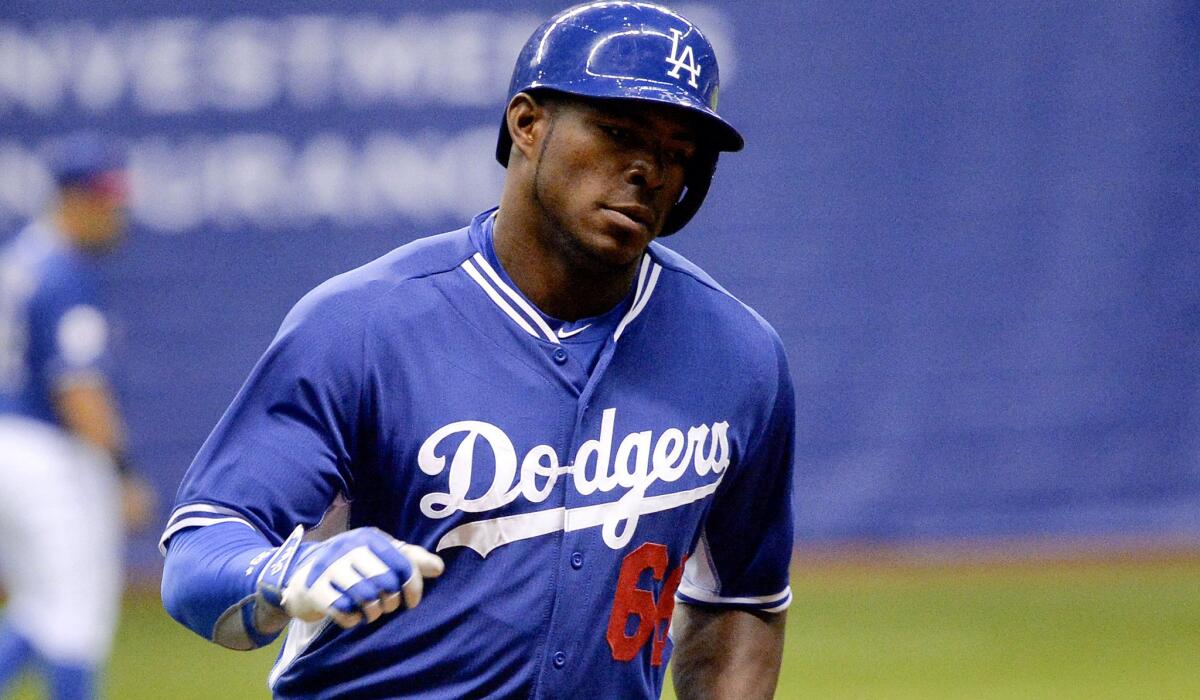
[570,551,584,569]
[552,651,567,669]
[552,347,568,364]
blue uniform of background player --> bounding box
[0,136,154,700]
[160,3,795,698]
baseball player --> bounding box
[160,3,795,698]
[0,135,154,700]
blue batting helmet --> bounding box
[497,1,743,235]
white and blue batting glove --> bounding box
[256,525,444,629]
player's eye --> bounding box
[661,141,698,169]
[666,148,693,167]
[600,125,631,143]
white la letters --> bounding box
[665,28,701,88]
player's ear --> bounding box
[505,92,548,164]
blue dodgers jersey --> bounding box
[0,223,110,426]
[163,209,795,699]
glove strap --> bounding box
[255,524,306,608]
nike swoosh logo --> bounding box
[556,324,592,339]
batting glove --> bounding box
[256,525,444,629]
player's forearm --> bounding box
[54,379,125,457]
[161,522,280,650]
[670,605,786,700]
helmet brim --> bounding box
[496,87,743,167]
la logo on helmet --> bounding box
[665,28,701,88]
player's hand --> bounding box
[255,526,444,629]
[120,474,157,532]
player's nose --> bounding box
[624,153,666,192]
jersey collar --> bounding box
[461,208,663,345]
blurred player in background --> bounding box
[160,3,793,698]
[0,135,154,700]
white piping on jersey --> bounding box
[158,503,259,554]
[762,596,792,614]
[613,255,662,341]
[158,517,257,554]
[679,521,791,614]
[162,506,250,527]
[632,253,651,304]
[461,258,546,341]
[163,502,249,526]
[675,582,793,613]
[435,480,722,558]
[462,251,663,344]
[463,253,559,343]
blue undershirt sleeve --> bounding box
[161,522,277,646]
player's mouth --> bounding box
[600,204,656,236]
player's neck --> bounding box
[492,206,639,322]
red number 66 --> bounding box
[605,542,687,666]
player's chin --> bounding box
[584,210,657,264]
[579,232,649,270]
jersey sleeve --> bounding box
[677,334,796,613]
[160,282,373,552]
[32,259,111,390]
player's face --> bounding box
[532,97,701,268]
[64,182,128,253]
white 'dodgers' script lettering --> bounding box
[417,408,730,557]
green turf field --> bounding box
[7,557,1199,699]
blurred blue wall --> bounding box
[2,1,1197,565]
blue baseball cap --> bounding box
[46,133,126,192]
